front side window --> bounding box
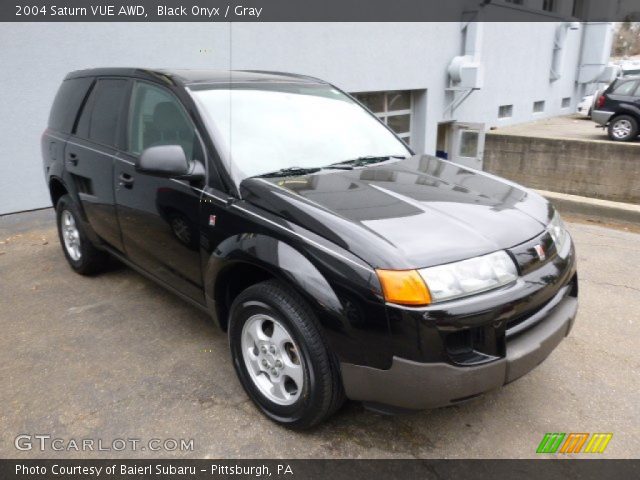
[191,83,410,182]
[127,81,200,161]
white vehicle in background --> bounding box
[577,94,594,117]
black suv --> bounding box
[592,75,640,141]
[43,68,578,428]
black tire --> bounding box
[229,280,345,429]
[55,194,109,275]
[607,115,639,142]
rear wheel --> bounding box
[608,115,638,141]
[229,280,344,429]
[56,194,109,275]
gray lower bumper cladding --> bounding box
[341,297,578,410]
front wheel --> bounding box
[608,115,638,141]
[228,280,344,429]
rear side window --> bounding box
[76,78,128,147]
[611,80,637,96]
[48,77,93,134]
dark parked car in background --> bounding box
[42,68,578,428]
[592,75,640,141]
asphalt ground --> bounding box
[1,209,638,458]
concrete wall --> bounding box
[0,22,590,214]
[484,133,640,204]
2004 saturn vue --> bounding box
[42,69,578,428]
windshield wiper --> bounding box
[327,155,407,169]
[253,155,407,178]
[253,166,322,178]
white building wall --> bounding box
[0,22,596,214]
[0,22,229,215]
[451,22,586,127]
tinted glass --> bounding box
[76,79,128,147]
[387,114,411,134]
[128,82,198,160]
[354,92,384,112]
[612,80,637,96]
[387,91,411,111]
[459,131,479,157]
[48,77,93,134]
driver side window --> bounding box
[128,81,201,161]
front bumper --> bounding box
[341,229,578,411]
[341,293,577,410]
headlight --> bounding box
[548,210,569,258]
[417,251,518,303]
[376,251,518,306]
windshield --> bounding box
[190,83,410,181]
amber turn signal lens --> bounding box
[376,269,432,306]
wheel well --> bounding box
[611,112,639,123]
[49,178,68,207]
[214,262,275,331]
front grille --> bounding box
[508,231,556,276]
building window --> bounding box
[561,97,571,108]
[542,0,557,12]
[498,104,513,119]
[504,0,523,5]
[533,100,545,113]
[353,91,412,145]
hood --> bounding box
[240,155,554,270]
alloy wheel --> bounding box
[61,210,82,261]
[241,314,305,406]
[612,119,632,139]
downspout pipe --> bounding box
[550,22,580,82]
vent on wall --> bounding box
[533,101,545,113]
[498,104,513,119]
[562,97,571,108]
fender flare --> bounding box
[614,103,640,119]
[203,233,345,330]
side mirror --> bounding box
[137,145,205,181]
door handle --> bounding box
[118,173,134,189]
[67,153,79,166]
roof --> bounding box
[64,68,325,86]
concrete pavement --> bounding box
[1,209,639,458]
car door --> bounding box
[115,80,206,302]
[64,77,129,251]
